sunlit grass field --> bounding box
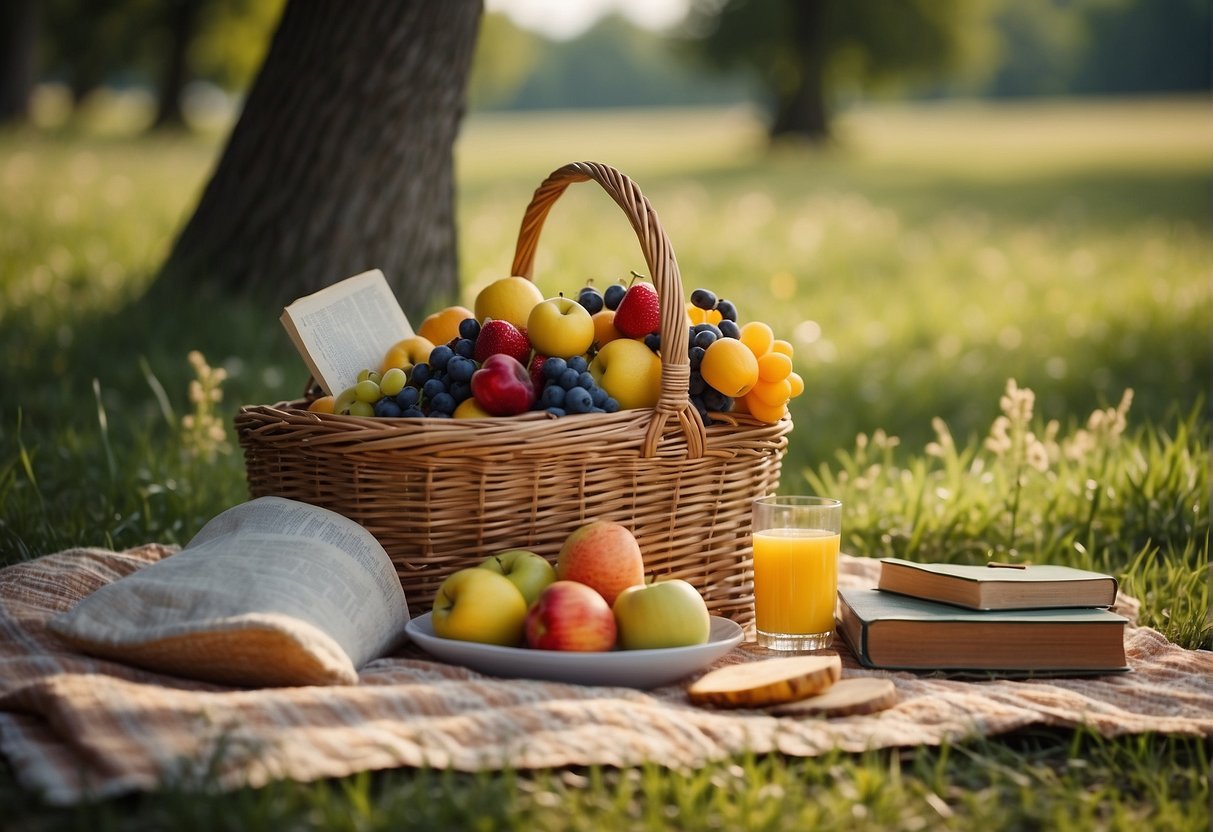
[1,97,1209,828]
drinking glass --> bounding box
[751,495,842,651]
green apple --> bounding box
[473,276,545,330]
[430,568,528,646]
[527,295,595,359]
[612,579,711,650]
[588,338,662,410]
[478,549,557,606]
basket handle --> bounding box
[511,161,705,459]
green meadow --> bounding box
[1,97,1208,828]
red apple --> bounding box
[525,580,617,651]
[471,353,536,416]
[556,521,645,606]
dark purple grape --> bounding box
[446,355,475,383]
[644,333,661,353]
[718,320,741,340]
[429,392,456,414]
[401,405,425,418]
[690,288,717,310]
[694,330,717,350]
[577,287,604,315]
[689,373,706,395]
[454,338,475,359]
[703,389,731,411]
[411,363,431,385]
[603,283,626,310]
[715,299,738,322]
[396,387,420,408]
[689,346,705,371]
[374,398,402,418]
[458,318,481,340]
[422,378,446,401]
[448,380,471,402]
[429,345,454,372]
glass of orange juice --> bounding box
[751,495,842,651]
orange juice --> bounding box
[752,528,839,635]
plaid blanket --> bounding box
[2,545,1210,805]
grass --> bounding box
[1,95,1209,828]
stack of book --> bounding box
[837,558,1129,674]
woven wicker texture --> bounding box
[236,162,791,622]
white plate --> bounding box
[405,613,744,689]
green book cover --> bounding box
[837,588,1129,675]
[877,558,1118,610]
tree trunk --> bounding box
[0,0,37,125]
[150,0,201,131]
[770,0,829,142]
[158,0,482,317]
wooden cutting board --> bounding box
[687,654,842,708]
[768,677,898,717]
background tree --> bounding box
[158,0,482,314]
[682,0,993,142]
[0,0,38,124]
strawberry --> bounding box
[529,354,548,391]
[613,281,661,338]
[474,318,532,365]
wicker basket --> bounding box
[236,161,792,624]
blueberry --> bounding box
[577,371,595,390]
[374,398,402,418]
[411,362,431,385]
[692,323,722,339]
[454,338,475,359]
[694,330,717,350]
[590,385,608,407]
[429,410,452,419]
[449,380,471,402]
[603,283,626,310]
[715,299,738,322]
[690,394,709,421]
[644,333,661,353]
[396,387,420,408]
[565,386,593,414]
[689,346,705,371]
[689,373,706,395]
[603,397,619,413]
[458,318,481,340]
[718,320,741,340]
[401,405,425,418]
[447,355,475,383]
[690,288,717,310]
[545,407,567,417]
[540,385,566,408]
[429,345,454,372]
[542,356,568,381]
[567,355,588,374]
[559,368,581,390]
[429,392,456,414]
[422,378,446,400]
[577,287,604,315]
[703,389,729,411]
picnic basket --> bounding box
[235,161,792,624]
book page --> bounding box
[280,269,413,395]
[182,496,410,669]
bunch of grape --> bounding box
[684,288,740,424]
[378,319,481,417]
[532,355,619,417]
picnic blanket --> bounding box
[1,545,1210,805]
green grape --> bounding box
[380,367,407,397]
[356,368,382,384]
[354,380,381,403]
[333,386,358,414]
[348,400,375,417]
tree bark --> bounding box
[150,0,202,130]
[770,0,829,142]
[158,0,482,317]
[0,0,37,125]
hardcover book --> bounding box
[837,588,1128,674]
[877,558,1118,611]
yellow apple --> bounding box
[380,335,435,376]
[473,276,545,330]
[588,338,662,410]
[430,568,528,646]
[613,579,711,650]
[527,296,595,358]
